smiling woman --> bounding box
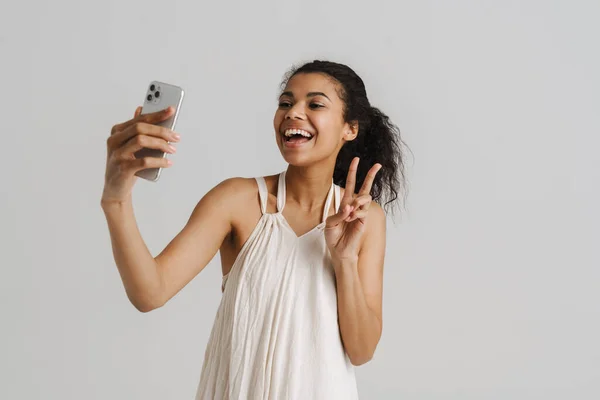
[274,62,407,212]
[101,60,409,400]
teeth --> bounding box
[284,129,313,138]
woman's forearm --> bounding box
[101,199,162,312]
[333,258,382,366]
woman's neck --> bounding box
[284,164,335,211]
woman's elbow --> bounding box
[134,301,160,313]
[128,292,165,313]
[347,347,375,366]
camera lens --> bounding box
[155,91,160,98]
[150,84,155,91]
[147,94,152,101]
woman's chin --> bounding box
[281,154,309,167]
[277,138,331,167]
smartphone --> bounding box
[134,81,185,182]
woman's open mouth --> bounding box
[283,129,314,147]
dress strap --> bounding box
[334,184,341,213]
[254,177,268,215]
[321,180,336,224]
[277,171,286,213]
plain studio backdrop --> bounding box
[1,0,598,399]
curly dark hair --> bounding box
[280,60,410,217]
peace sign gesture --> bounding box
[325,157,382,263]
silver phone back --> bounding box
[134,81,184,182]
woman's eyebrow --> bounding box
[280,91,331,101]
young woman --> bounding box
[102,60,407,399]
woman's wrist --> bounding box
[101,193,133,210]
[332,256,359,275]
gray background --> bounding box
[1,0,599,399]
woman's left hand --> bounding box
[325,157,382,264]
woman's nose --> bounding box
[285,104,305,120]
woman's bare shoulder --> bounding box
[214,173,279,205]
[211,176,256,201]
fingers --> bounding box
[111,106,174,137]
[343,157,360,204]
[107,121,180,150]
[358,163,382,195]
[345,208,368,223]
[129,156,173,173]
[109,150,173,180]
[342,158,382,207]
[325,204,354,229]
[351,194,372,210]
[345,194,372,222]
[117,134,177,158]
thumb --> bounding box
[134,106,142,118]
[325,204,353,228]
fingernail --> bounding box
[167,159,173,166]
[172,134,181,141]
[168,145,176,153]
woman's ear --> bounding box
[344,121,359,141]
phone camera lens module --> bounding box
[150,84,155,91]
[155,91,160,98]
[147,94,152,101]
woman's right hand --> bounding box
[102,106,181,204]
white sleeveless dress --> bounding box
[195,171,358,399]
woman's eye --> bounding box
[278,102,323,109]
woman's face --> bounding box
[273,72,356,167]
